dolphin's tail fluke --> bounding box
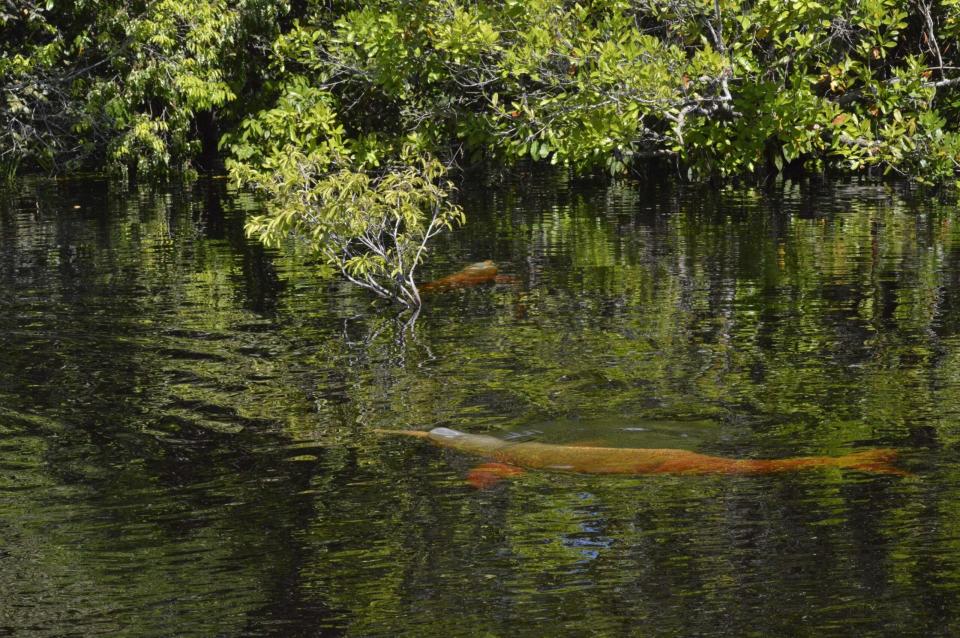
[835,448,909,476]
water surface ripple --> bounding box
[1,177,959,636]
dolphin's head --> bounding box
[426,427,509,454]
[429,427,465,439]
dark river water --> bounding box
[2,175,960,636]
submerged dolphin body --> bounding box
[420,260,501,293]
[378,427,905,487]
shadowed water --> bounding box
[2,176,960,636]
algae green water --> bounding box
[2,176,959,636]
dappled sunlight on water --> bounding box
[2,176,960,635]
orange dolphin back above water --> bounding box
[420,260,508,293]
[377,427,907,488]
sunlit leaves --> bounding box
[235,140,465,306]
[3,0,960,184]
[1,0,282,177]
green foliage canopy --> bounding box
[5,0,960,302]
[256,0,960,182]
[5,0,960,181]
[1,0,282,177]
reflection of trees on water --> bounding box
[311,176,960,635]
[0,180,333,635]
[3,177,960,635]
[437,178,960,445]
